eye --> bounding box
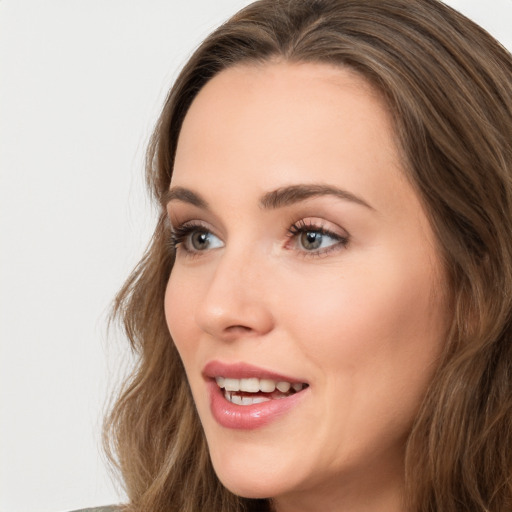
[171,222,224,254]
[298,231,334,251]
[287,219,349,255]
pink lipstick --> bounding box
[203,361,309,429]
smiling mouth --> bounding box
[215,376,309,406]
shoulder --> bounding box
[69,507,119,512]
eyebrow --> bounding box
[164,184,374,211]
[162,187,209,209]
[259,184,374,210]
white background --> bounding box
[1,1,511,511]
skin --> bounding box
[165,62,448,512]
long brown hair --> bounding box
[104,1,512,511]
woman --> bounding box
[104,0,512,511]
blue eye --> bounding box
[170,219,348,257]
[288,220,349,255]
[298,230,338,251]
[171,224,224,253]
[188,231,220,251]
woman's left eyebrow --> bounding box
[164,183,374,211]
[259,184,374,211]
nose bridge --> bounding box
[195,241,275,338]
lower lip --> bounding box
[207,380,308,430]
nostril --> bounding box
[226,325,253,332]
[207,323,267,343]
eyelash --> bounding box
[169,219,349,257]
[286,219,349,257]
[169,221,211,253]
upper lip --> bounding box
[203,360,307,384]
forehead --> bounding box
[176,61,390,160]
[173,62,418,218]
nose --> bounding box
[194,249,275,341]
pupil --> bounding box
[192,231,209,250]
[301,231,322,250]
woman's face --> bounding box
[165,62,448,512]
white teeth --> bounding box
[259,379,276,393]
[276,381,291,393]
[240,378,260,392]
[223,378,240,391]
[252,396,271,404]
[231,394,243,405]
[216,376,306,396]
[224,389,272,406]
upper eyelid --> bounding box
[166,205,227,237]
[170,221,224,255]
[170,221,220,244]
[289,224,346,239]
[288,222,350,243]
[171,223,349,261]
[168,217,213,232]
[169,217,349,237]
[166,194,355,232]
[289,217,350,236]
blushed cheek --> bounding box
[164,275,204,406]
[287,261,446,379]
[164,278,175,333]
[164,274,190,351]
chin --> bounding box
[215,471,290,500]
[217,474,274,500]
[207,443,303,500]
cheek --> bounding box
[164,271,197,361]
[286,253,446,419]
